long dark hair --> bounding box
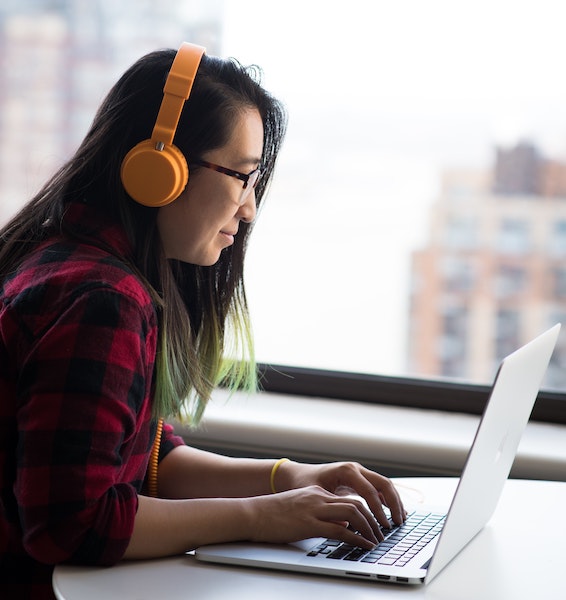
[0,48,287,422]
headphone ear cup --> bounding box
[121,140,189,207]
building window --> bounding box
[441,256,475,293]
[494,265,527,298]
[443,217,477,250]
[549,220,566,257]
[553,268,566,299]
[495,309,521,365]
[497,219,530,255]
[438,306,468,378]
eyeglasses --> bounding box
[191,158,262,204]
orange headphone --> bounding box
[120,42,206,207]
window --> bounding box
[495,309,521,365]
[549,220,566,257]
[553,268,566,299]
[443,217,478,251]
[441,257,475,293]
[1,0,565,424]
[495,265,527,298]
[438,306,469,378]
[497,219,530,255]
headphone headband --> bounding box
[120,42,206,207]
[151,43,205,147]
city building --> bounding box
[408,141,566,389]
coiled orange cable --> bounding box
[148,418,164,498]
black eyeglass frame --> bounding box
[190,158,262,192]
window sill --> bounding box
[175,389,566,481]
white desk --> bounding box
[53,477,566,600]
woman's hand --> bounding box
[273,460,406,531]
[126,458,407,559]
[248,485,381,549]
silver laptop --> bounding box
[195,324,560,585]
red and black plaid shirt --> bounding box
[0,202,184,599]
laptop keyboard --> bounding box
[306,511,446,567]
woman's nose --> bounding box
[238,189,257,223]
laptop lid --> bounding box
[424,322,561,582]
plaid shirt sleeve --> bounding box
[1,245,163,568]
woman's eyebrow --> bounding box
[236,155,263,169]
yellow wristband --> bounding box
[270,458,290,494]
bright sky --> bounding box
[216,0,566,377]
[223,0,566,158]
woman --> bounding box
[0,43,405,598]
